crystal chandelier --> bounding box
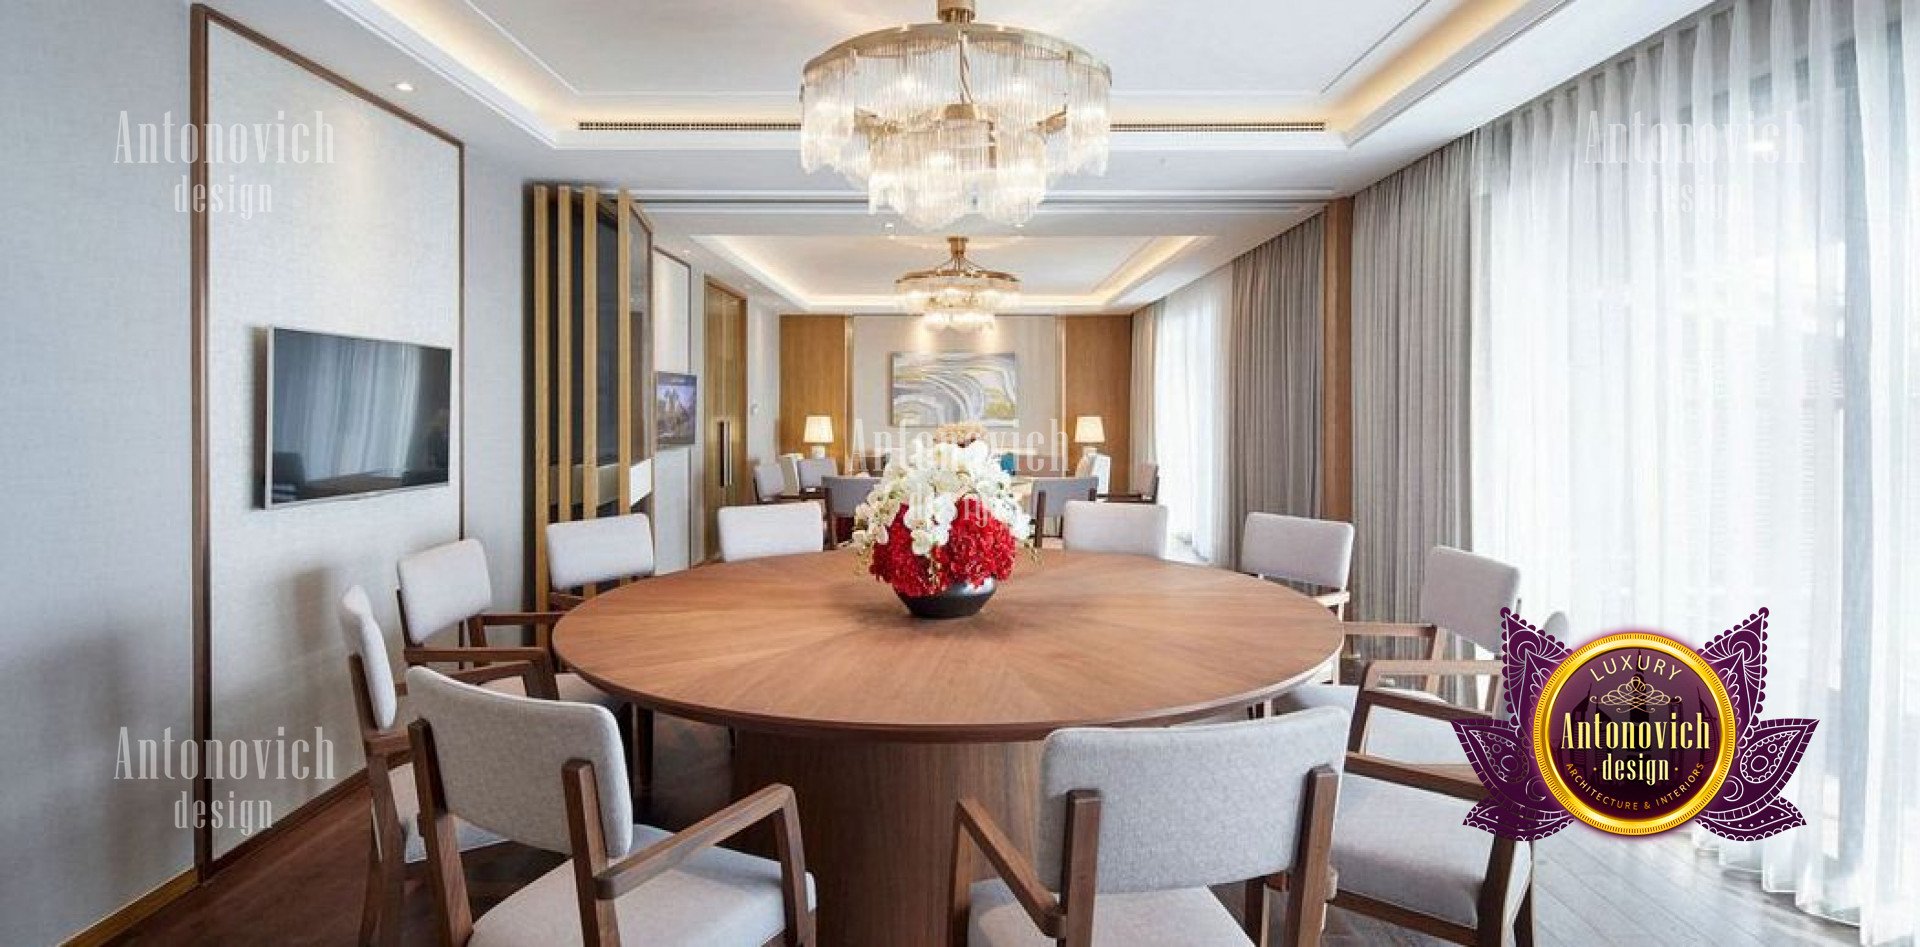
[897,237,1019,332]
[799,0,1111,230]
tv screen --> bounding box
[265,327,452,507]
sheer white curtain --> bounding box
[1473,0,1918,940]
[1153,266,1232,563]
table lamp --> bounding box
[803,415,834,458]
[1073,415,1105,460]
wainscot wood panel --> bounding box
[778,315,852,466]
[1059,314,1133,494]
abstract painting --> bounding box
[890,352,1018,428]
[655,372,697,446]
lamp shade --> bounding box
[803,415,835,444]
[1073,416,1105,444]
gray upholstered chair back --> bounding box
[717,501,823,562]
[1133,462,1160,500]
[1026,476,1099,518]
[1061,500,1167,558]
[752,462,787,502]
[796,456,838,490]
[396,538,492,646]
[821,475,872,518]
[1419,545,1521,652]
[1240,513,1355,591]
[405,666,632,859]
[1035,707,1347,894]
[1541,610,1569,640]
[546,513,656,591]
[338,585,399,731]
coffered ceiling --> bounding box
[213,0,1714,311]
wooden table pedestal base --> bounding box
[732,732,1043,947]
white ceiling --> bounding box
[209,0,1714,312]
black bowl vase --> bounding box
[897,578,997,620]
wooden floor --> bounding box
[116,716,1856,946]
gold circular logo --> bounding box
[1531,632,1738,835]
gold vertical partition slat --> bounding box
[532,187,551,610]
[581,188,600,537]
[616,190,634,568]
[557,187,574,526]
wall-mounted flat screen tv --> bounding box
[264,327,452,508]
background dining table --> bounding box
[553,548,1345,947]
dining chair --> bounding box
[1060,500,1167,559]
[1100,463,1158,504]
[1025,476,1099,542]
[545,513,656,609]
[396,538,626,713]
[753,462,797,504]
[1240,513,1356,618]
[718,501,826,562]
[337,585,531,947]
[820,475,873,548]
[404,666,817,947]
[1071,451,1113,495]
[796,456,838,492]
[951,708,1348,947]
[1288,611,1569,947]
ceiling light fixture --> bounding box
[392,81,415,92]
[897,236,1018,332]
[800,0,1111,230]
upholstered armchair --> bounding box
[1060,500,1168,559]
[950,708,1347,947]
[405,667,816,946]
[717,501,827,562]
[1240,513,1355,619]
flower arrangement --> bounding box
[931,420,989,448]
[851,439,1033,604]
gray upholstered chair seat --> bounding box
[382,761,505,863]
[469,824,816,947]
[1331,775,1532,929]
[967,879,1250,947]
[482,671,625,711]
[1272,684,1468,764]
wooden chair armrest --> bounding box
[549,592,586,611]
[406,645,551,666]
[951,798,1061,939]
[1354,688,1486,724]
[476,611,566,627]
[1345,753,1487,802]
[439,659,560,700]
[363,727,410,759]
[1341,621,1437,640]
[595,783,812,941]
[1310,589,1352,610]
[1098,492,1150,503]
[1360,658,1502,690]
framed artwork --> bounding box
[890,352,1018,428]
[655,371,697,446]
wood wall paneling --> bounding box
[703,280,749,559]
[1059,315,1133,494]
[778,315,852,466]
[1319,198,1354,523]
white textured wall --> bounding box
[850,314,1062,452]
[203,25,463,856]
[463,155,528,609]
[0,1,194,940]
[651,251,695,572]
[746,300,782,465]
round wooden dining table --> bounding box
[553,549,1344,947]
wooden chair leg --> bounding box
[376,847,406,947]
[628,706,655,816]
[358,825,381,946]
[1242,878,1271,947]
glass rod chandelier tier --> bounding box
[800,0,1111,230]
[897,236,1020,332]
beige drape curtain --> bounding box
[1350,137,1477,623]
[1220,215,1324,570]
[1129,303,1157,485]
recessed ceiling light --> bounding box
[393,81,415,93]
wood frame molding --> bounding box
[188,2,465,879]
[58,870,197,947]
[1319,197,1354,523]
